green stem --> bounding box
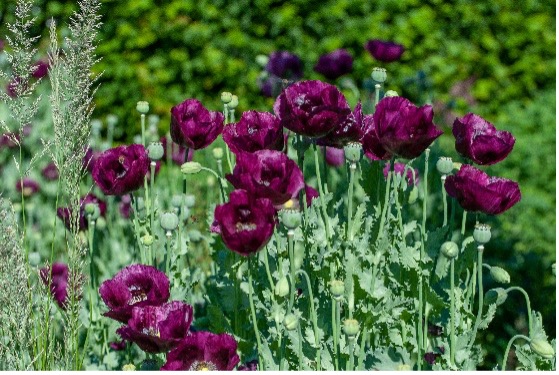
[417,149,430,370]
[248,257,263,369]
[505,286,533,336]
[357,329,368,370]
[450,258,456,366]
[150,161,156,236]
[347,162,356,240]
[468,245,485,348]
[312,143,332,247]
[164,232,172,274]
[141,113,146,146]
[288,230,296,312]
[376,163,393,242]
[296,269,321,370]
[262,247,275,293]
[461,210,467,236]
[336,301,341,367]
[297,323,303,370]
[347,338,355,371]
[374,84,381,107]
[501,334,530,371]
[392,163,405,239]
[442,176,448,227]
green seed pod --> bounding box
[484,287,508,306]
[136,101,149,114]
[96,216,107,229]
[280,208,302,230]
[489,266,510,284]
[408,186,419,204]
[28,251,41,267]
[84,203,100,221]
[344,142,362,163]
[122,364,136,371]
[473,224,491,245]
[106,114,118,127]
[141,234,154,247]
[396,364,412,371]
[343,319,359,338]
[436,157,454,175]
[283,313,298,331]
[212,147,224,160]
[228,95,239,109]
[184,194,196,208]
[274,276,290,297]
[384,90,399,97]
[255,54,269,67]
[329,280,345,300]
[160,212,179,232]
[371,67,387,83]
[147,142,164,161]
[530,339,555,359]
[221,92,233,104]
[440,241,459,259]
[171,194,183,209]
[181,161,202,175]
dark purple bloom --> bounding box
[324,146,345,167]
[305,184,319,207]
[226,150,305,206]
[223,110,284,154]
[16,178,39,197]
[453,113,515,165]
[238,359,258,371]
[383,162,419,186]
[161,136,195,165]
[99,264,170,323]
[362,96,443,160]
[427,323,443,337]
[6,77,23,98]
[424,352,441,365]
[0,132,19,148]
[274,80,351,138]
[119,194,132,219]
[110,340,127,351]
[83,147,102,173]
[316,101,364,148]
[444,165,521,215]
[213,189,277,256]
[266,51,304,80]
[57,193,107,231]
[40,262,69,309]
[161,331,240,371]
[32,59,49,79]
[364,39,405,62]
[170,99,224,150]
[92,144,150,196]
[41,162,59,181]
[314,49,353,80]
[117,301,193,353]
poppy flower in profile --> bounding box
[223,110,284,154]
[213,189,276,256]
[117,301,193,353]
[314,49,353,80]
[305,184,319,207]
[16,178,40,197]
[444,165,521,215]
[41,162,59,181]
[383,162,419,187]
[170,99,224,150]
[274,80,351,138]
[92,144,150,196]
[265,51,304,80]
[364,39,405,62]
[99,264,170,323]
[161,331,240,371]
[362,96,443,160]
[324,146,345,167]
[40,262,70,309]
[226,150,304,206]
[32,59,49,79]
[57,193,107,231]
[452,113,515,165]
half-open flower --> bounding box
[213,189,276,256]
[32,59,49,79]
[99,264,170,323]
[226,150,304,206]
[313,49,353,80]
[444,165,521,215]
[274,80,351,138]
[364,39,405,62]
[452,113,515,165]
[161,331,240,371]
[16,178,40,197]
[170,99,224,150]
[223,110,284,154]
[362,96,443,160]
[324,146,345,167]
[40,262,69,309]
[57,193,107,231]
[117,301,193,353]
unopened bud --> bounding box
[530,339,555,359]
[171,194,183,208]
[228,95,239,109]
[490,266,510,284]
[371,67,387,83]
[440,241,459,259]
[343,319,359,338]
[141,234,154,247]
[160,212,179,232]
[408,186,419,204]
[436,157,454,175]
[184,194,196,208]
[221,92,233,104]
[396,364,411,371]
[181,161,202,175]
[473,224,491,245]
[255,54,269,67]
[212,147,224,160]
[283,314,298,331]
[136,101,149,114]
[484,288,508,306]
[275,277,290,297]
[147,142,164,161]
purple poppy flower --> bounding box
[41,162,59,181]
[40,262,69,309]
[223,110,284,154]
[238,360,258,371]
[0,132,19,148]
[92,144,150,196]
[383,162,419,186]
[226,150,305,206]
[119,194,132,219]
[274,80,351,138]
[99,264,170,323]
[32,59,49,79]
[324,146,345,167]
[316,101,364,148]
[110,340,127,351]
[444,165,521,215]
[362,96,443,160]
[266,51,304,80]
[170,99,224,150]
[161,331,240,371]
[6,77,24,98]
[16,178,40,197]
[305,184,319,207]
[160,136,195,165]
[427,323,443,337]
[314,49,353,80]
[83,147,102,173]
[117,301,194,353]
[213,189,277,256]
[424,352,440,365]
[453,113,515,165]
[57,193,107,232]
[364,39,405,63]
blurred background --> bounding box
[0,0,555,368]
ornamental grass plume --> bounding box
[170,98,224,150]
[313,49,353,80]
[364,39,405,62]
[223,110,284,154]
[57,193,107,231]
[39,262,70,309]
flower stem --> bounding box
[374,84,381,107]
[164,232,172,274]
[287,230,296,312]
[501,334,530,371]
[357,329,368,370]
[347,162,356,241]
[312,143,331,247]
[347,338,355,371]
[141,113,146,146]
[441,175,448,226]
[417,149,430,370]
[450,258,456,367]
[376,163,393,243]
[505,286,533,336]
[468,245,485,348]
[150,161,156,237]
[297,323,303,370]
[297,269,321,370]
[248,257,264,369]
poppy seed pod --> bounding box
[280,208,302,230]
[384,90,399,97]
[440,241,459,259]
[147,142,164,161]
[283,313,299,331]
[344,142,362,163]
[489,266,510,284]
[228,95,239,109]
[436,157,454,175]
[221,92,232,104]
[371,67,387,83]
[141,234,154,247]
[473,224,492,244]
[343,319,359,338]
[84,203,100,221]
[160,212,179,232]
[212,147,224,160]
[136,101,149,114]
[329,280,345,300]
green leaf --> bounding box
[478,303,497,329]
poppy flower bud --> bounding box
[484,288,507,306]
[344,142,362,163]
[436,157,454,175]
[473,224,491,245]
[228,95,239,109]
[122,364,136,371]
[136,101,149,114]
[280,208,301,230]
[84,203,100,221]
[489,266,510,284]
[283,313,298,331]
[181,161,202,175]
[408,186,419,204]
[343,319,359,338]
[371,67,387,83]
[329,280,345,300]
[384,90,399,97]
[141,234,154,247]
[147,142,164,161]
[440,241,459,259]
[274,276,289,297]
[530,339,555,359]
[160,212,179,232]
[221,92,233,104]
[212,147,224,160]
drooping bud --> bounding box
[343,319,359,338]
[274,276,290,297]
[136,101,149,114]
[228,95,239,109]
[212,147,224,160]
[384,90,399,97]
[371,67,387,83]
[473,224,491,245]
[329,280,345,300]
[181,161,202,175]
[484,287,508,306]
[221,92,233,104]
[283,314,298,331]
[440,241,459,259]
[408,186,419,204]
[530,339,555,359]
[147,142,164,161]
[160,211,179,232]
[280,208,302,230]
[344,142,362,163]
[490,266,510,284]
[436,157,454,175]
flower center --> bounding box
[236,222,257,232]
[188,361,217,371]
[128,285,147,305]
[141,326,160,337]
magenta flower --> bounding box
[223,110,284,154]
[160,136,195,165]
[32,60,49,79]
[383,162,419,186]
[0,133,19,148]
[92,144,150,196]
[83,147,102,173]
[313,49,353,80]
[57,193,107,232]
[362,96,443,160]
[41,162,59,181]
[161,331,240,371]
[40,262,69,309]
[452,113,515,165]
[119,194,132,219]
[274,80,351,138]
[16,178,40,197]
[170,99,224,150]
[99,264,170,323]
[266,51,304,80]
[213,189,277,256]
[317,102,364,148]
[110,340,127,351]
[324,146,345,167]
[117,301,193,353]
[305,184,319,207]
[364,39,405,62]
[226,150,305,206]
[444,165,521,215]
